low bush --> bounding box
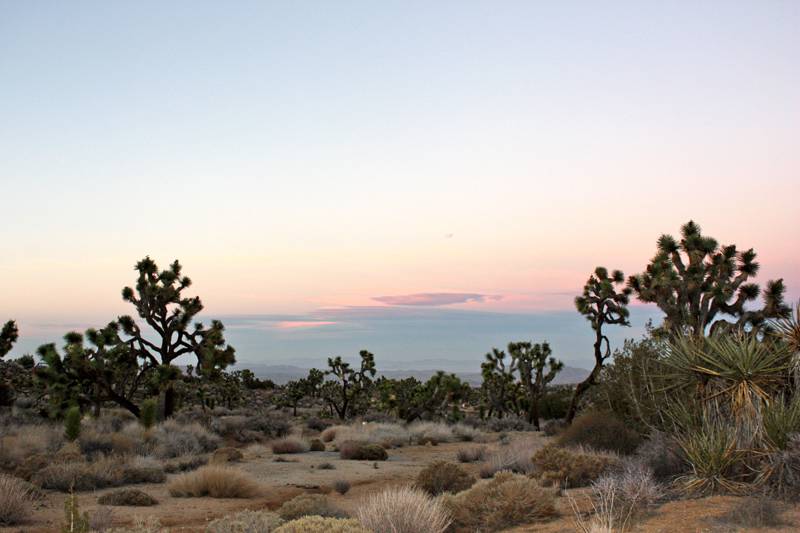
[122,456,166,484]
[333,479,351,495]
[317,462,335,470]
[168,466,262,498]
[78,429,116,458]
[332,423,410,448]
[451,424,481,442]
[479,437,538,478]
[212,447,244,463]
[272,437,310,454]
[151,420,220,458]
[339,441,388,461]
[206,510,284,533]
[320,425,346,443]
[416,461,475,495]
[635,430,686,480]
[277,494,345,521]
[408,422,453,445]
[441,471,558,531]
[245,415,291,439]
[485,416,533,432]
[0,474,36,525]
[306,418,332,432]
[98,489,158,506]
[162,454,208,473]
[309,439,325,451]
[532,445,619,488]
[32,457,126,491]
[275,516,369,533]
[586,461,663,526]
[542,419,566,437]
[355,485,451,533]
[89,505,114,532]
[558,412,641,455]
[456,446,486,463]
[716,494,787,529]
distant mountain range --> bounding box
[241,363,590,386]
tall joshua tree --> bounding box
[628,220,789,337]
[0,320,18,358]
[567,267,631,423]
[118,257,235,419]
[480,348,520,419]
[321,350,376,420]
[510,341,563,429]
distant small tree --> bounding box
[281,379,309,416]
[628,220,789,337]
[0,320,18,358]
[567,266,631,423]
[118,257,236,419]
[509,341,563,429]
[140,398,158,429]
[321,350,376,420]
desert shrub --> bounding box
[635,430,686,480]
[246,415,291,439]
[89,506,114,532]
[275,516,369,533]
[456,446,486,463]
[309,438,325,451]
[0,424,64,468]
[98,489,158,506]
[321,425,347,442]
[542,419,566,437]
[317,462,335,470]
[480,437,538,478]
[90,410,137,434]
[532,445,619,488]
[716,494,786,528]
[79,429,116,458]
[122,456,166,484]
[333,479,350,495]
[168,466,261,498]
[339,440,388,461]
[212,447,244,463]
[65,406,82,441]
[356,485,451,533]
[32,457,126,491]
[207,510,284,533]
[416,461,475,495]
[162,454,207,473]
[451,424,481,442]
[14,453,51,481]
[306,418,332,432]
[277,494,345,521]
[55,441,85,463]
[408,422,453,445]
[106,516,163,533]
[140,399,158,430]
[332,423,410,448]
[486,416,533,432]
[62,491,90,533]
[586,461,663,526]
[441,471,557,531]
[0,474,36,525]
[151,420,220,458]
[558,412,641,455]
[272,437,310,454]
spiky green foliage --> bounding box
[676,415,748,495]
[762,395,800,451]
[35,323,144,417]
[378,372,471,422]
[773,300,800,386]
[118,257,236,418]
[321,350,376,419]
[64,406,81,441]
[628,221,789,337]
[509,341,563,429]
[567,266,631,422]
[0,320,18,358]
[140,398,158,429]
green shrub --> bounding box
[277,494,344,521]
[98,489,158,507]
[416,461,475,495]
[676,419,747,495]
[558,412,641,455]
[64,407,82,442]
[338,441,387,461]
[140,399,158,430]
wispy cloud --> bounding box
[274,320,337,330]
[373,292,502,307]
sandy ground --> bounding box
[5,432,800,532]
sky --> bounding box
[1,2,798,369]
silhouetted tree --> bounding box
[567,266,631,423]
[0,320,18,358]
[628,220,789,337]
[378,372,471,422]
[321,350,376,420]
[480,348,520,418]
[118,257,235,419]
[510,341,563,429]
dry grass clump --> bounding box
[321,425,348,443]
[356,485,451,533]
[0,424,64,468]
[716,494,787,529]
[451,423,483,442]
[277,494,345,521]
[122,456,166,484]
[338,440,388,461]
[98,489,158,507]
[211,447,244,463]
[332,423,410,448]
[306,418,332,432]
[317,462,335,470]
[416,461,475,495]
[532,445,620,488]
[408,422,453,445]
[441,472,558,531]
[456,446,486,463]
[275,516,369,533]
[272,437,310,454]
[333,479,351,495]
[0,474,36,525]
[162,454,208,473]
[150,420,220,458]
[206,510,284,532]
[558,412,642,455]
[106,516,163,533]
[309,438,326,451]
[168,466,262,498]
[479,437,538,478]
[32,456,125,491]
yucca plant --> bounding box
[676,415,749,495]
[762,395,800,451]
[773,300,800,386]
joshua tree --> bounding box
[480,348,520,418]
[510,341,563,429]
[35,323,144,417]
[321,350,376,419]
[281,378,310,416]
[118,257,236,418]
[628,221,789,337]
[0,320,18,358]
[567,266,631,423]
[379,372,470,422]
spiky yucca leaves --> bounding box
[0,320,18,358]
[567,266,631,422]
[118,257,236,418]
[773,300,800,386]
[628,221,789,337]
[762,396,800,451]
[676,415,749,495]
